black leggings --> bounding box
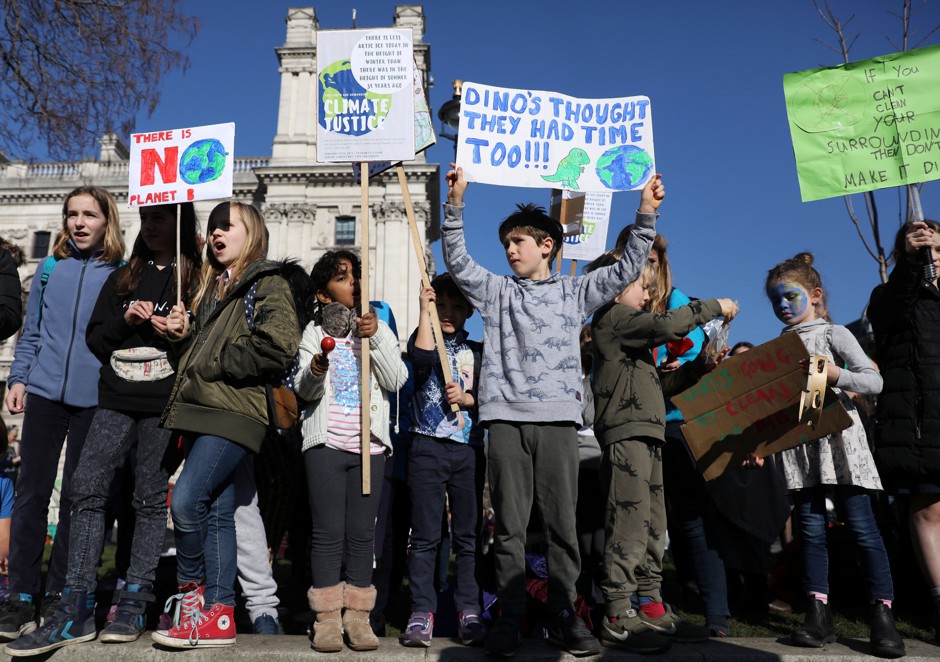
[305,445,385,588]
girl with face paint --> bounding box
[754,253,903,658]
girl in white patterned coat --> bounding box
[753,252,903,659]
[293,250,407,654]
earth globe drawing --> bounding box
[179,139,228,185]
[319,59,393,137]
[595,145,654,190]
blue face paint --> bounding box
[768,281,811,325]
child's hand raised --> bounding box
[446,164,468,206]
[357,312,378,338]
[418,285,436,312]
[639,173,665,214]
[717,298,739,321]
[905,221,935,254]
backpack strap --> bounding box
[36,255,60,324]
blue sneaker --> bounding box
[400,611,433,647]
[99,583,154,643]
[4,589,95,656]
[458,610,486,646]
[252,613,281,635]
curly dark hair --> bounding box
[308,249,361,325]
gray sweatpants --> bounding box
[234,458,279,622]
[487,421,581,616]
[600,438,665,617]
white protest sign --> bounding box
[316,28,415,163]
[562,192,613,261]
[128,122,234,207]
[456,82,654,192]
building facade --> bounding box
[0,4,439,389]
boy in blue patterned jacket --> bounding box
[400,273,485,648]
[442,166,664,657]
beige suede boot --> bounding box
[307,584,344,653]
[342,583,378,651]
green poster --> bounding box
[784,43,940,202]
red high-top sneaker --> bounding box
[152,601,235,648]
[152,584,235,648]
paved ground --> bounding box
[2,635,938,661]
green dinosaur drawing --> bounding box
[541,148,590,189]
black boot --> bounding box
[791,599,835,647]
[870,602,905,659]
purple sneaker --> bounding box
[400,611,433,647]
[458,610,486,646]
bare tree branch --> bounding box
[0,0,199,160]
[844,196,879,262]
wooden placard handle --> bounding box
[360,163,371,495]
[396,165,460,413]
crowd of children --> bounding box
[0,176,933,660]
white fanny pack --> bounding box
[110,347,174,382]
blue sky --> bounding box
[133,0,940,346]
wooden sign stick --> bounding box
[569,259,578,277]
[176,204,182,302]
[555,196,566,274]
[360,163,372,495]
[396,165,459,413]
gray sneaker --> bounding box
[600,609,671,653]
[400,611,433,647]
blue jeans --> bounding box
[407,435,484,613]
[67,409,175,593]
[792,485,894,601]
[662,422,729,619]
[170,435,248,606]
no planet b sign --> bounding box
[457,82,655,193]
[128,122,235,207]
[316,28,415,163]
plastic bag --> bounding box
[701,316,732,364]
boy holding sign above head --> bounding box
[441,166,663,657]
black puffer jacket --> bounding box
[868,258,940,483]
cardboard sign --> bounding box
[670,333,853,480]
[316,28,415,163]
[784,43,940,201]
[128,122,235,207]
[456,81,655,192]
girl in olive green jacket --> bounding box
[152,202,299,650]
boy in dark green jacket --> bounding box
[589,257,736,653]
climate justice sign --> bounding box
[128,122,235,207]
[456,82,655,192]
[316,28,415,163]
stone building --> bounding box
[0,4,439,391]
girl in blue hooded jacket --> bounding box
[0,186,125,640]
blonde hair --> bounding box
[613,226,671,313]
[191,202,269,314]
[53,186,125,264]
